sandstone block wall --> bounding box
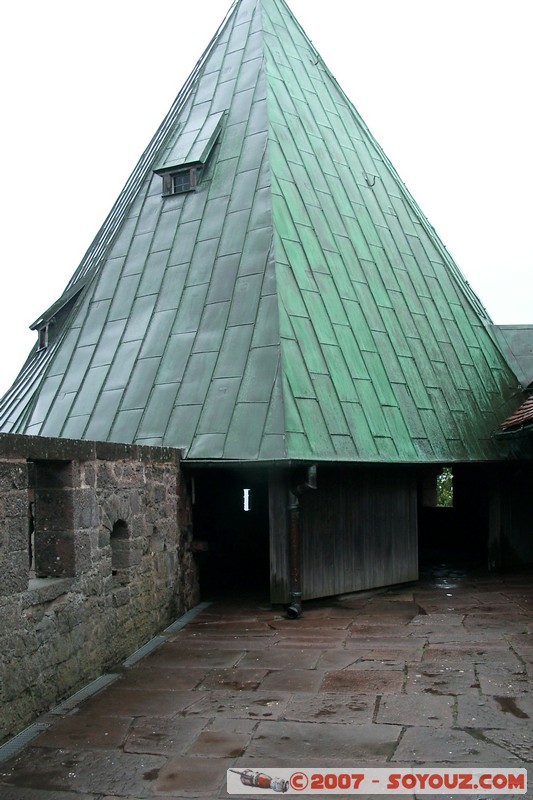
[0,433,198,744]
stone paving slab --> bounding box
[418,630,497,644]
[363,646,426,662]
[283,692,375,724]
[0,791,97,800]
[238,647,323,669]
[347,599,418,617]
[75,688,206,718]
[478,728,533,761]
[456,692,533,728]
[352,614,420,628]
[245,720,402,760]
[118,667,208,691]
[345,636,422,650]
[348,658,406,671]
[269,627,349,640]
[262,637,345,649]
[197,668,269,691]
[392,727,522,763]
[320,668,404,694]
[0,748,167,796]
[268,617,352,629]
[257,668,325,692]
[187,612,270,624]
[467,603,529,614]
[141,646,246,669]
[376,694,454,727]
[417,605,484,616]
[153,755,232,796]
[422,643,521,665]
[505,632,533,654]
[314,650,364,669]
[471,591,524,604]
[182,623,273,635]
[124,717,207,756]
[405,663,477,695]
[408,613,466,628]
[186,730,251,758]
[183,690,292,721]
[167,635,278,650]
[464,615,529,633]
[31,715,132,750]
[349,623,413,637]
[476,664,531,696]
[199,719,257,736]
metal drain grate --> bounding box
[123,601,212,664]
[50,673,120,714]
[0,723,49,764]
[0,600,213,763]
[122,635,167,667]
[163,601,211,634]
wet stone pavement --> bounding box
[0,566,532,799]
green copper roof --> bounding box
[0,0,522,462]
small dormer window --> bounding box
[30,276,87,352]
[154,111,226,199]
[38,325,49,350]
[161,166,200,196]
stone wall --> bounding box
[0,433,198,744]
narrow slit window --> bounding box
[110,519,131,582]
[243,488,251,512]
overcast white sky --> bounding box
[0,0,531,398]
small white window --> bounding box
[243,488,251,512]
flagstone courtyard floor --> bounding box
[0,564,531,799]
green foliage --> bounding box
[437,467,453,507]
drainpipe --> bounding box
[286,490,302,619]
[286,466,317,619]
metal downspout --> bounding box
[286,490,302,619]
[286,465,317,619]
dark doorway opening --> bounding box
[418,465,489,571]
[191,469,271,600]
[418,507,488,568]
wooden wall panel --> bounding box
[497,465,533,567]
[299,467,418,599]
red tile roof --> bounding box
[499,395,533,431]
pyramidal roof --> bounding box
[0,0,522,462]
